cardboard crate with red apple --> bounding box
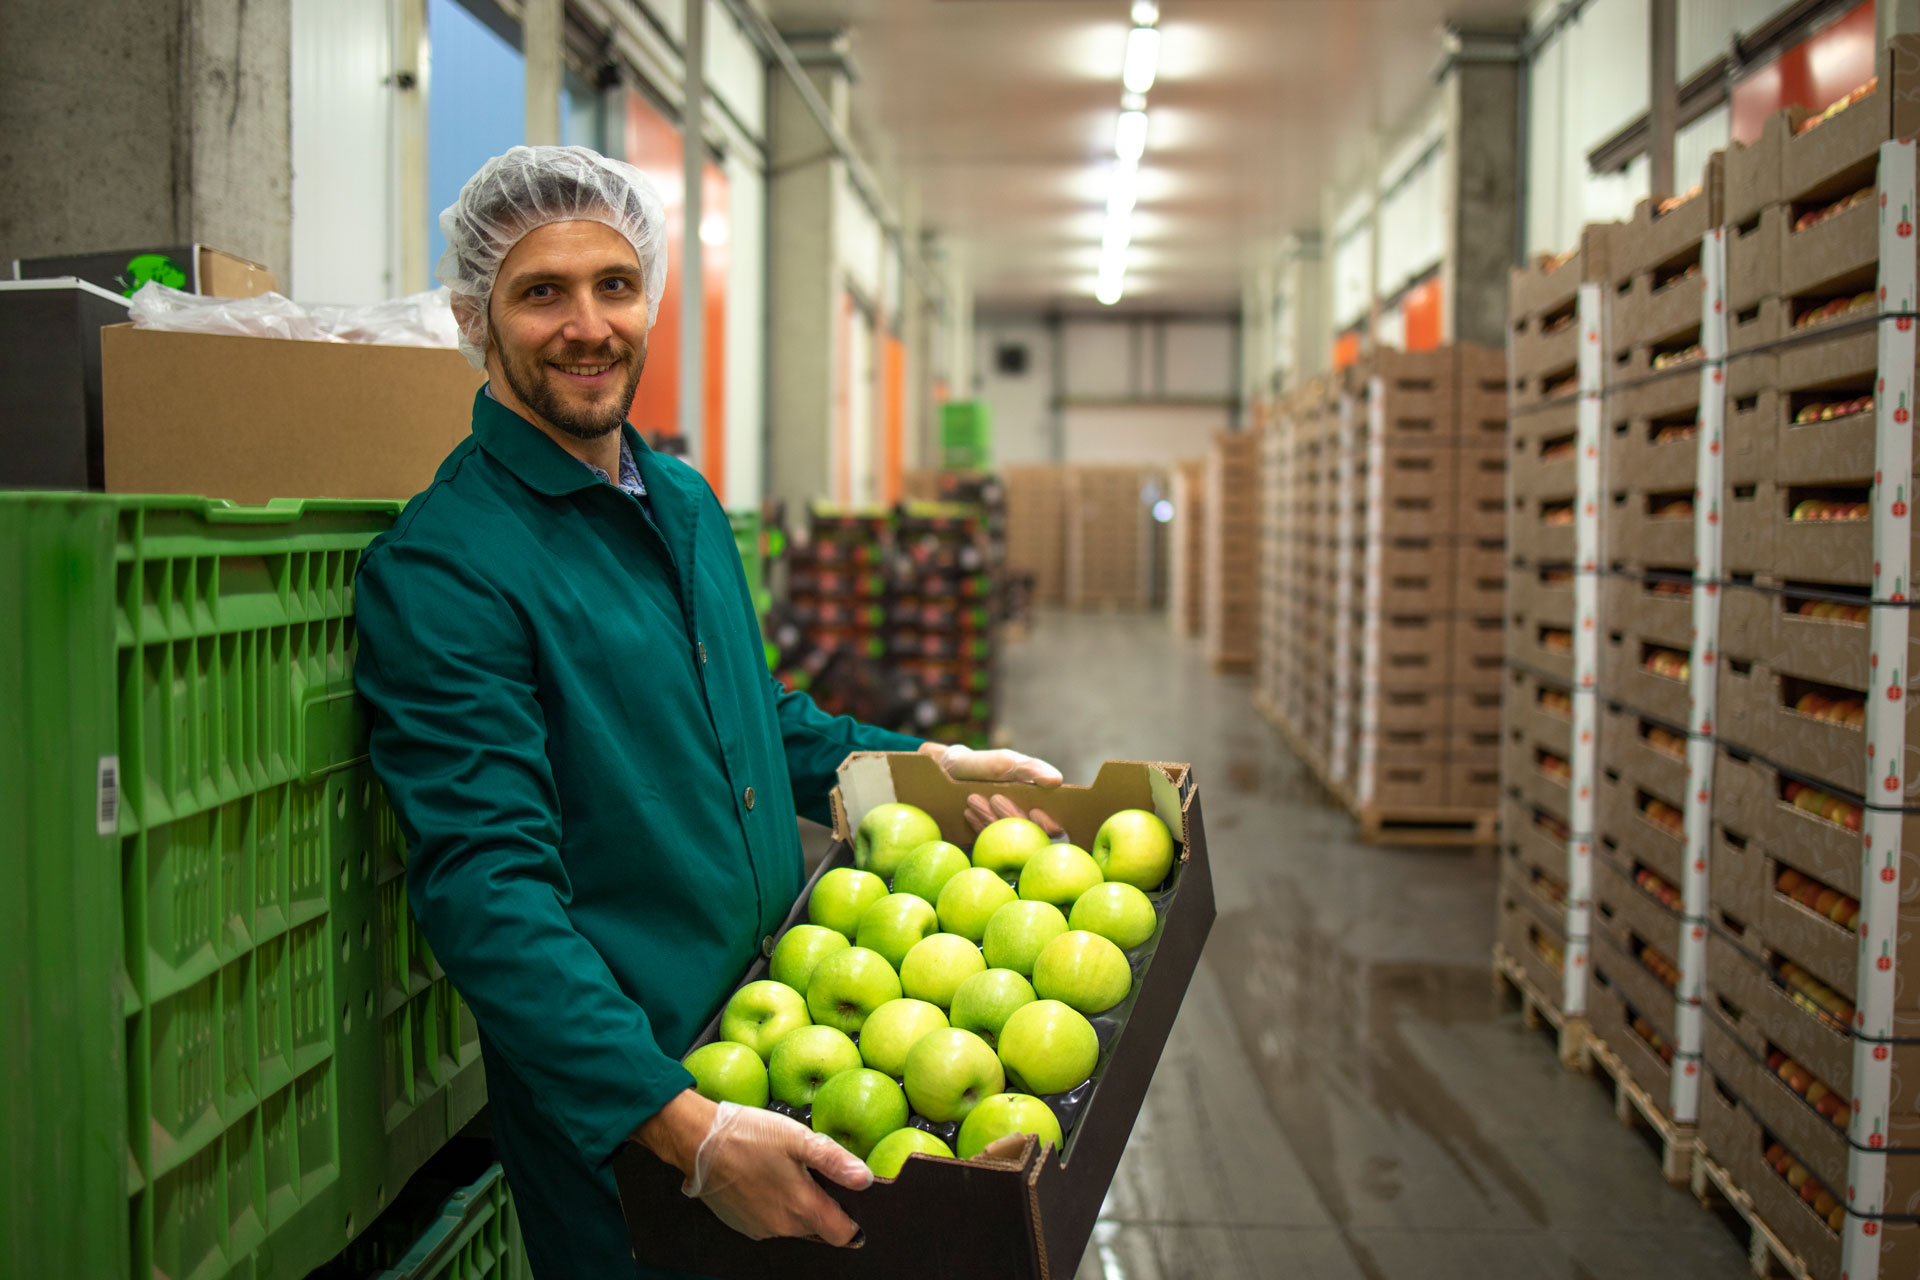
[1504,666,1576,760]
[1609,323,1705,390]
[1371,536,1456,613]
[1507,606,1576,688]
[1586,937,1680,1117]
[1709,819,1769,933]
[1598,622,1693,728]
[1503,791,1573,886]
[1609,255,1707,362]
[1716,655,1877,796]
[614,753,1213,1280]
[1507,561,1574,625]
[1593,849,1685,959]
[1606,411,1713,494]
[1725,205,1784,312]
[1506,723,1576,821]
[1455,538,1507,616]
[1602,571,1695,652]
[1497,871,1570,1012]
[1712,746,1876,886]
[1450,613,1506,687]
[1452,684,1504,734]
[1722,388,1777,488]
[1598,700,1690,807]
[1595,762,1686,889]
[1510,490,1580,566]
[1604,484,1698,573]
[1720,581,1911,708]
[1508,404,1578,517]
[1455,475,1508,543]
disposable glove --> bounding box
[918,743,1068,837]
[680,1101,873,1244]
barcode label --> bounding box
[96,756,120,835]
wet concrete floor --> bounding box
[989,611,1751,1280]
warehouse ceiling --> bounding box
[759,0,1535,313]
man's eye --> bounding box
[526,284,554,299]
[602,278,631,293]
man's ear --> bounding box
[452,293,488,348]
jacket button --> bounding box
[744,786,755,810]
[699,641,708,665]
[761,934,775,957]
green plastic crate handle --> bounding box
[199,497,407,524]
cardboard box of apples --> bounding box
[614,752,1215,1278]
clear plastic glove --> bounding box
[919,744,1068,838]
[680,1101,873,1244]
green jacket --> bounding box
[354,389,920,1277]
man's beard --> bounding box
[496,325,648,441]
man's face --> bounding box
[485,219,650,441]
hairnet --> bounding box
[435,145,670,369]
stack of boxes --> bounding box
[1255,418,1290,720]
[1169,458,1206,637]
[1064,465,1160,610]
[1003,464,1068,606]
[1203,430,1261,671]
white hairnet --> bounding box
[434,145,670,369]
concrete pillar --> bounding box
[524,0,563,147]
[0,0,292,284]
[766,54,848,513]
[1443,42,1521,350]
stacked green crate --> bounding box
[0,494,486,1280]
[728,508,768,618]
[370,1164,529,1280]
[939,401,992,470]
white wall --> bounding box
[1062,406,1226,464]
[973,320,1053,466]
[724,145,765,507]
[290,0,393,303]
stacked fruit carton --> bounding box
[1063,465,1160,610]
[1255,414,1291,724]
[1003,465,1067,607]
[1203,430,1261,672]
[1168,458,1206,638]
[1256,380,1335,766]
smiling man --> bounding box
[352,147,1061,1278]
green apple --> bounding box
[948,968,1036,1049]
[719,980,812,1062]
[1017,843,1103,910]
[856,892,939,969]
[857,997,950,1077]
[768,1024,863,1107]
[805,946,903,1035]
[971,816,1053,882]
[936,867,1019,943]
[981,900,1069,977]
[681,1041,770,1107]
[866,1125,953,1178]
[808,867,889,939]
[997,999,1099,1095]
[1091,809,1176,891]
[1031,930,1133,1015]
[768,923,851,994]
[855,802,943,881]
[810,1067,910,1159]
[956,1092,1064,1159]
[900,933,989,1009]
[892,841,972,905]
[1068,881,1158,951]
[903,1027,1005,1123]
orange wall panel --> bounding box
[1401,277,1442,353]
[882,334,905,504]
[1731,1,1876,144]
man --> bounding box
[353,146,1061,1278]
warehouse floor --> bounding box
[987,611,1752,1280]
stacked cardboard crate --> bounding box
[1064,465,1158,610]
[1169,458,1206,637]
[1203,430,1261,671]
[1255,414,1291,722]
[1003,464,1067,606]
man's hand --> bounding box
[917,743,1067,837]
[637,1094,872,1244]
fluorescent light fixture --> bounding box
[1096,274,1124,306]
[1107,160,1138,217]
[1102,215,1132,255]
[1123,25,1160,94]
[1122,90,1146,112]
[1131,0,1158,26]
[1114,109,1148,163]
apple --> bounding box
[1068,882,1158,951]
[900,932,989,1008]
[892,840,972,905]
[769,923,852,995]
[768,1023,863,1107]
[982,900,1070,977]
[971,816,1054,882]
[949,967,1037,1048]
[1031,930,1134,1016]
[855,803,944,881]
[719,980,812,1062]
[857,997,950,1077]
[682,1041,770,1107]
[805,946,903,1035]
[955,1092,1064,1160]
[936,867,1019,942]
[1092,810,1177,891]
[810,1067,910,1159]
[903,1026,1005,1123]
[1017,843,1105,910]
[809,866,890,939]
[997,999,1100,1096]
[866,1125,953,1178]
[857,892,940,969]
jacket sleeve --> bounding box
[354,537,692,1168]
[770,675,924,826]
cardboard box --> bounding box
[1771,308,1878,390]
[1455,469,1508,542]
[1722,389,1776,489]
[1502,846,1570,931]
[1509,315,1581,392]
[1724,113,1787,226]
[1369,685,1449,731]
[0,277,130,490]
[1710,819,1769,931]
[1779,36,1920,203]
[1510,223,1615,326]
[1724,204,1784,312]
[1607,359,1708,425]
[1064,466,1156,610]
[1372,536,1453,613]
[1599,622,1692,726]
[1507,561,1574,623]
[1375,612,1450,685]
[1503,790,1572,884]
[1362,751,1451,808]
[1511,493,1579,566]
[1507,606,1575,686]
[1595,760,1686,887]
[1599,699,1690,804]
[1505,664,1576,753]
[1603,570,1695,642]
[100,323,482,503]
[615,754,1215,1280]
[1767,391,1880,487]
[1455,539,1507,615]
[1606,414,1703,494]
[1498,865,1570,999]
[14,242,277,300]
[1449,756,1504,809]
[1722,479,1882,585]
[1604,484,1697,572]
[1611,268,1706,353]
[1720,581,1899,690]
[1717,656,1878,795]
[1607,332,1704,390]
[1779,172,1881,297]
[1453,683,1504,731]
[1505,723,1574,819]
[1593,846,1685,959]
[1714,746,1874,892]
[1611,158,1724,279]
[1587,935,1679,1112]
[1451,612,1505,677]
[1004,465,1069,606]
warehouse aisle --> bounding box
[994,612,1750,1280]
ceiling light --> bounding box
[1131,0,1159,27]
[1096,272,1124,306]
[1114,110,1148,163]
[1107,161,1138,217]
[1121,90,1146,112]
[1123,25,1160,95]
[1102,217,1132,255]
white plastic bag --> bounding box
[128,283,460,348]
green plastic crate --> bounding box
[370,1164,528,1280]
[939,401,992,470]
[1,494,488,1280]
[728,508,768,616]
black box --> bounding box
[614,753,1216,1279]
[0,278,130,489]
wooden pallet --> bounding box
[1691,1150,1818,1280]
[1491,942,1590,1070]
[1585,1036,1695,1187]
[1357,805,1498,847]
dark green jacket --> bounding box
[354,389,919,1276]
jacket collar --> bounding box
[469,384,655,498]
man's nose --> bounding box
[560,289,617,347]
